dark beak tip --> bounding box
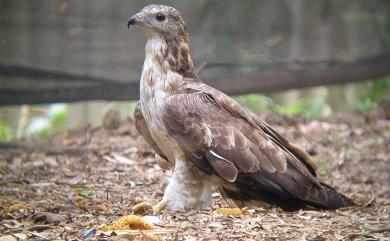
[127,13,141,29]
[127,18,136,29]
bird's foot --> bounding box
[153,200,167,214]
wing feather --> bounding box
[162,90,296,179]
[161,82,354,210]
[134,101,168,161]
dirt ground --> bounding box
[0,110,389,241]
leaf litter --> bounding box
[0,110,389,240]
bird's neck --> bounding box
[140,35,195,103]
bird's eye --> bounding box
[156,13,166,22]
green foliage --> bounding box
[275,100,304,116]
[0,121,12,141]
[128,101,137,116]
[355,98,376,112]
[235,88,329,118]
[74,187,93,197]
[38,128,50,138]
[27,104,69,138]
[303,88,329,117]
[355,76,390,111]
[234,94,273,113]
[50,106,68,125]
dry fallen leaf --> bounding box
[6,203,27,212]
[94,204,109,212]
[140,231,160,241]
[0,236,17,241]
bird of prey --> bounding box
[127,5,354,212]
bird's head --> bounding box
[127,5,195,78]
[128,5,188,40]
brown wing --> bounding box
[162,82,354,210]
[183,81,319,176]
[134,101,168,161]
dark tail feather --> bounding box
[312,182,355,210]
[220,179,355,211]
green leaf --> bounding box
[355,97,376,112]
[275,100,304,116]
[234,94,274,113]
[74,187,93,197]
[0,121,12,142]
[38,128,51,138]
[49,105,68,125]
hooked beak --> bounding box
[127,13,142,29]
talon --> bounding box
[153,200,167,214]
[132,201,153,215]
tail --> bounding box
[219,175,355,211]
[311,182,355,210]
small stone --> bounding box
[32,212,66,224]
[103,109,121,130]
[13,233,27,240]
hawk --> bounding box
[127,5,354,211]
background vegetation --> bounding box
[0,0,389,141]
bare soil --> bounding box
[0,111,389,240]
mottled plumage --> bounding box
[128,5,354,211]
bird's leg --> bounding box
[153,200,167,214]
[158,158,214,212]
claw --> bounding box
[153,200,167,214]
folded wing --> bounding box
[161,82,354,210]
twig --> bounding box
[17,105,30,139]
[369,227,390,233]
[343,233,376,240]
[363,193,376,208]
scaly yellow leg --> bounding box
[153,200,167,214]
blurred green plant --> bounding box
[355,76,390,111]
[234,94,273,113]
[0,121,12,141]
[74,187,93,197]
[274,100,304,116]
[26,104,69,138]
[234,87,329,118]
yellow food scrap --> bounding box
[212,208,243,216]
[99,215,156,231]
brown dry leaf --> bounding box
[74,195,87,204]
[111,234,137,241]
[99,215,156,231]
[140,231,160,241]
[212,208,243,216]
[5,203,27,212]
[0,236,17,241]
[95,204,109,212]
